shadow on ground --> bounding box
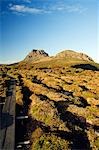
[0,113,13,129]
[53,100,93,149]
[72,64,99,71]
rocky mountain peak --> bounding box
[24,49,49,61]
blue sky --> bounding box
[0,0,98,64]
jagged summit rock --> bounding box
[24,49,49,61]
[55,50,93,62]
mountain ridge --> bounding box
[24,49,94,62]
[56,50,93,62]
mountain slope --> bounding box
[56,50,93,62]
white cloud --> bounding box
[9,3,87,15]
[50,3,87,14]
[66,5,87,14]
[9,5,44,14]
[66,5,80,12]
[23,0,32,3]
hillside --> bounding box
[56,50,93,61]
[0,50,99,150]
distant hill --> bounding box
[55,50,93,62]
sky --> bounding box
[0,0,98,64]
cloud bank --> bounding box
[8,2,87,15]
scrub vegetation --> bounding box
[0,50,99,150]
